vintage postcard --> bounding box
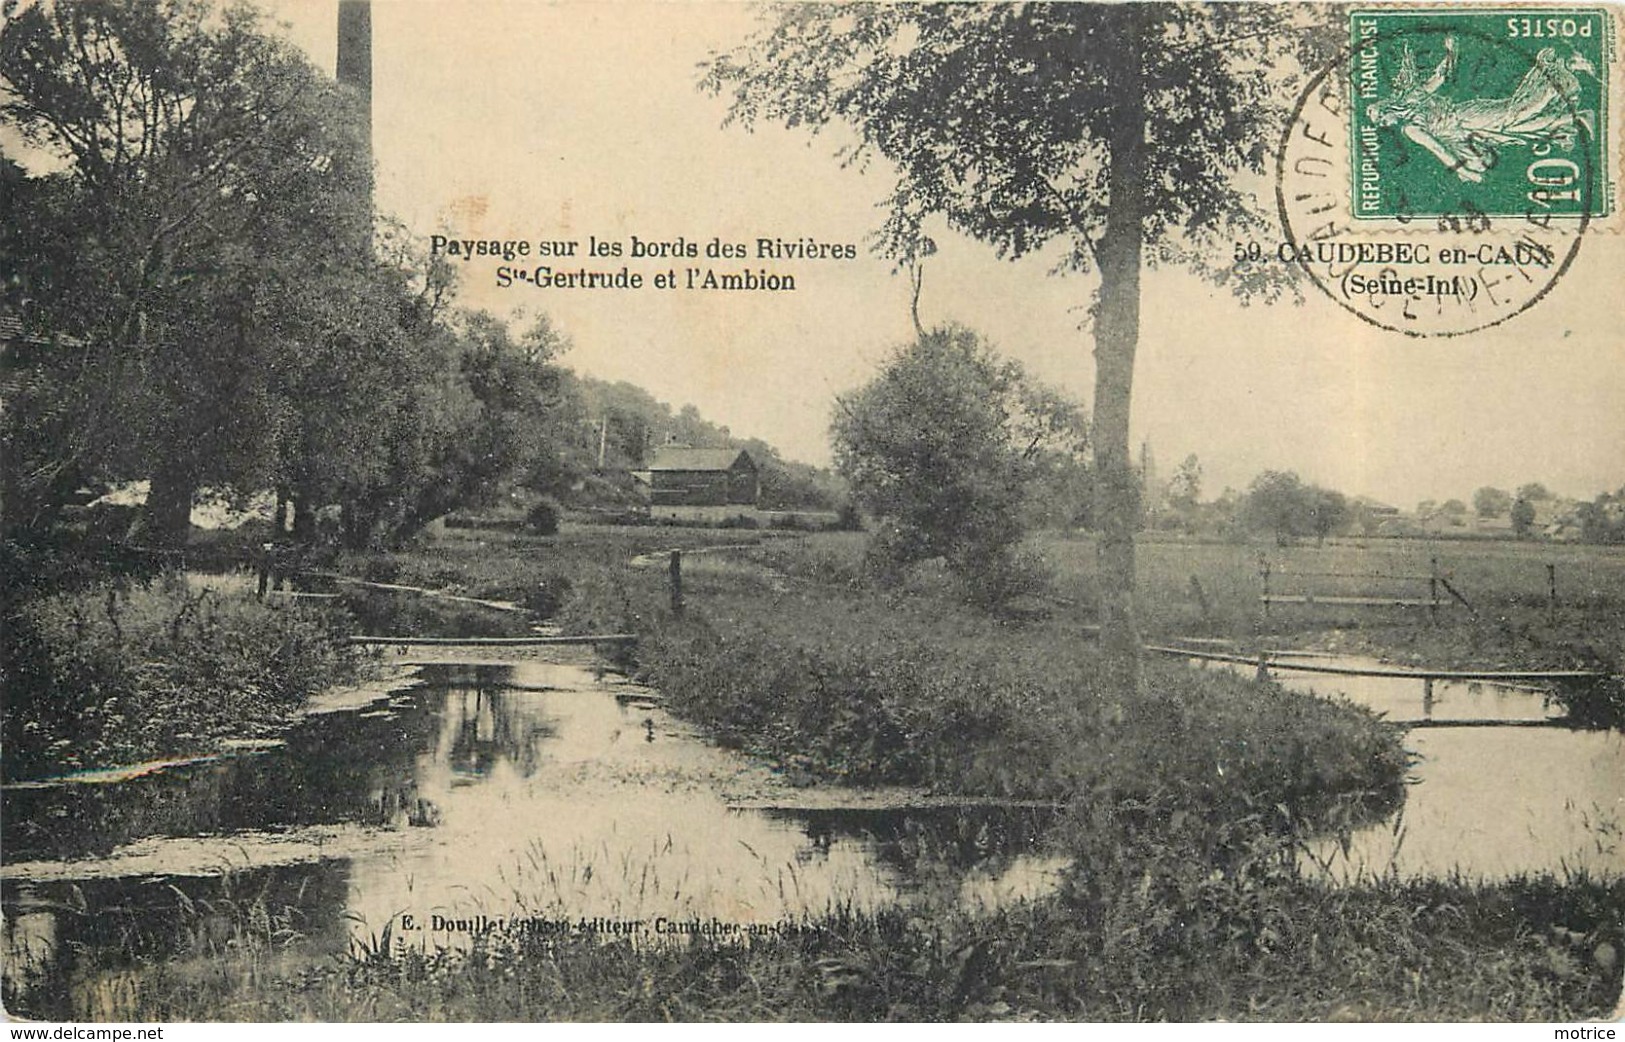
[2,0,1622,1028]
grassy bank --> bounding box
[1,577,366,782]
[612,583,1407,824]
[41,869,1625,1022]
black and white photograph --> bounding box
[2,0,1622,1025]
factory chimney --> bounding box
[336,0,372,153]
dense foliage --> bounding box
[1242,470,1351,545]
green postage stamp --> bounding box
[1350,8,1614,219]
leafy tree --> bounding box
[1241,471,1349,545]
[334,309,569,548]
[1473,486,1512,518]
[670,404,722,449]
[1439,499,1468,516]
[1307,487,1349,546]
[1021,450,1094,531]
[1,0,373,547]
[2,0,581,555]
[1576,489,1624,545]
[1243,471,1312,546]
[705,4,1334,691]
[577,379,665,471]
[1168,454,1203,510]
[1516,482,1554,503]
[831,325,1085,606]
[1510,497,1538,538]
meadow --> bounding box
[750,529,1625,670]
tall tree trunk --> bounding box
[144,465,194,552]
[1091,10,1147,699]
[274,485,292,536]
[340,498,378,551]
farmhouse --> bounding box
[632,446,760,523]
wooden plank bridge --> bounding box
[1143,644,1607,683]
[346,633,636,648]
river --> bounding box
[1,659,1063,1019]
[1231,652,1625,882]
[4,649,1620,1018]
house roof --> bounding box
[645,447,752,472]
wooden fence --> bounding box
[1259,554,1473,623]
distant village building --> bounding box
[632,446,759,523]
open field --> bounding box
[747,530,1625,671]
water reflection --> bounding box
[1307,727,1625,881]
[14,650,1611,1020]
[2,666,554,862]
[2,663,1061,1019]
[1225,655,1625,881]
[775,807,1067,911]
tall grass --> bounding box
[560,567,1407,828]
[2,578,364,781]
[61,867,1624,1022]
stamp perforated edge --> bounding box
[1329,3,1625,235]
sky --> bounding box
[20,0,1625,509]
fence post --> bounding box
[1255,649,1270,682]
[1422,678,1435,719]
[1428,556,1440,625]
[1547,562,1558,622]
[1189,575,1211,621]
[669,550,684,617]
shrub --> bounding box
[520,570,573,618]
[832,326,1085,609]
[525,498,562,535]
